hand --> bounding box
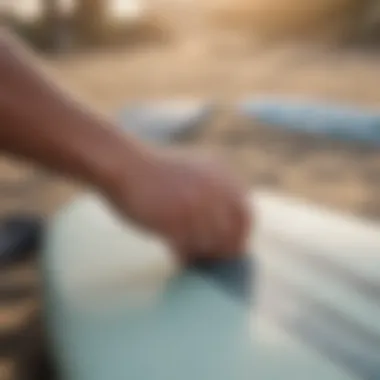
[105,147,251,262]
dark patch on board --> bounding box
[193,256,254,304]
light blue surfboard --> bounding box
[41,188,380,380]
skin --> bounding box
[0,29,251,262]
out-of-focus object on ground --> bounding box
[238,96,380,147]
[118,99,215,143]
[0,158,47,264]
[0,216,43,265]
[0,159,51,380]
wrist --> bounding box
[85,125,155,195]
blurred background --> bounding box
[2,0,380,219]
[1,1,380,379]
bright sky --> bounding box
[9,0,144,20]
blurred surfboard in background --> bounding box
[238,97,380,146]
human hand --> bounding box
[105,147,251,262]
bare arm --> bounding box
[0,29,147,191]
[0,29,250,259]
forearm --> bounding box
[0,30,146,190]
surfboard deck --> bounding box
[42,188,380,380]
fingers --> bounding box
[196,195,234,258]
[179,177,251,261]
[197,166,251,258]
[225,193,251,255]
[203,191,250,259]
[172,184,211,262]
[164,184,201,263]
[131,152,252,263]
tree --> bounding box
[40,0,63,51]
[74,0,109,46]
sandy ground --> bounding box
[1,42,380,379]
[2,42,380,220]
[51,43,380,219]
